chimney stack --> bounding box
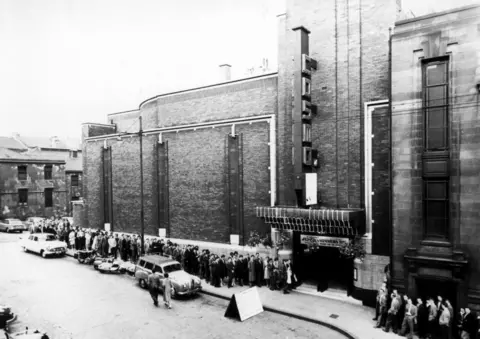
[219,64,232,82]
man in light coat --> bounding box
[384,292,401,333]
[399,297,417,338]
[163,273,173,309]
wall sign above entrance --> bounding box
[300,235,350,248]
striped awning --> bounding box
[256,206,365,236]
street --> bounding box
[0,232,346,339]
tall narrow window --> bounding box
[18,189,28,204]
[45,188,53,208]
[423,180,449,239]
[18,165,27,181]
[71,174,79,187]
[44,165,52,180]
[423,60,448,151]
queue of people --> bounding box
[150,240,299,294]
[373,284,479,339]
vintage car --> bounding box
[119,261,136,275]
[0,305,16,330]
[76,250,96,265]
[134,255,202,298]
[93,256,115,270]
[97,261,123,274]
[24,218,45,233]
[0,219,25,233]
[3,327,49,339]
[20,234,67,258]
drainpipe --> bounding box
[270,115,277,207]
[388,26,394,281]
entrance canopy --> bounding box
[256,207,365,236]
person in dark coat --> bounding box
[208,254,215,285]
[102,233,109,257]
[226,257,235,288]
[218,255,227,285]
[462,308,477,339]
[416,297,429,339]
[203,251,210,282]
[131,237,138,263]
[254,253,263,287]
[243,255,249,286]
[234,254,243,287]
[397,294,407,332]
[248,255,256,287]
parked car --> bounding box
[24,218,45,233]
[20,234,67,258]
[0,219,25,233]
[134,255,202,298]
[0,305,16,330]
[3,327,49,339]
[98,261,123,274]
[93,256,114,270]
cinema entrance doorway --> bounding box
[293,233,354,295]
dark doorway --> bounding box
[293,232,353,294]
[416,278,457,325]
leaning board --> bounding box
[224,287,264,322]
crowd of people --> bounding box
[373,283,479,339]
[30,222,300,295]
[160,241,299,294]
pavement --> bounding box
[65,248,400,339]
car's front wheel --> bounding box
[41,250,47,258]
[139,279,147,289]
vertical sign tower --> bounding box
[292,26,319,207]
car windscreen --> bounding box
[43,235,56,241]
[163,263,182,273]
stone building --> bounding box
[0,135,83,219]
[81,0,412,305]
[391,5,480,311]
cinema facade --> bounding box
[80,1,480,308]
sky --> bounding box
[0,0,478,140]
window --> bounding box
[18,165,27,181]
[71,174,79,187]
[18,189,28,204]
[44,165,52,180]
[144,262,154,271]
[423,59,449,151]
[424,180,449,239]
[302,123,312,143]
[72,151,78,158]
[138,260,146,267]
[45,188,53,208]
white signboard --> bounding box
[234,287,264,321]
[104,223,111,232]
[300,235,349,248]
[305,173,317,205]
[158,228,166,238]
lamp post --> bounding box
[139,116,145,255]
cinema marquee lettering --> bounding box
[300,235,350,248]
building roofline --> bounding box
[81,122,116,127]
[106,109,140,117]
[137,72,278,110]
[395,4,480,26]
[0,159,66,164]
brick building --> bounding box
[391,5,480,311]
[0,135,83,219]
[81,0,410,305]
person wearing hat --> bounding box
[148,267,161,307]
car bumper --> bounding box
[44,249,66,256]
[177,286,202,296]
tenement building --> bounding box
[391,5,480,311]
[0,135,83,219]
[81,0,478,307]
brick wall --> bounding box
[0,162,67,219]
[134,76,277,130]
[391,6,480,297]
[278,0,396,209]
